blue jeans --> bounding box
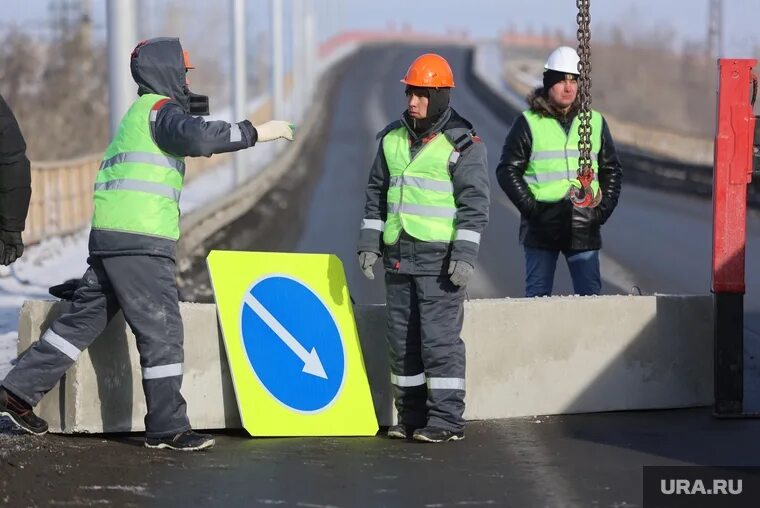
[524,246,601,297]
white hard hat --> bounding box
[544,46,580,75]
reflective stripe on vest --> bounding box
[382,127,457,244]
[523,109,602,202]
[94,179,181,201]
[92,94,185,240]
[100,152,185,175]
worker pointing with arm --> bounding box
[358,54,490,443]
[0,37,293,451]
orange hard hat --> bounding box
[183,49,195,70]
[400,53,455,88]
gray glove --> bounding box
[448,260,474,287]
[358,251,379,280]
[0,230,24,266]
[255,120,295,142]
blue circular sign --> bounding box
[240,275,346,412]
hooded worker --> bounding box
[357,53,490,443]
[0,37,294,451]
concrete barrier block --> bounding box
[17,301,240,434]
[17,294,712,433]
[461,295,713,419]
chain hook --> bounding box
[572,0,601,209]
[568,167,601,207]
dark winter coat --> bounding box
[89,37,258,259]
[0,94,31,232]
[358,108,490,275]
[495,88,623,251]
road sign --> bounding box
[207,251,378,436]
[241,275,342,412]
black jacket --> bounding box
[495,88,623,251]
[89,37,257,259]
[0,94,31,232]
[357,108,490,275]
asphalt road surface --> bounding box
[3,408,760,507]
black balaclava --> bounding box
[404,85,451,135]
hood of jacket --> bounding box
[130,37,190,111]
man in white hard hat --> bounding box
[495,46,622,296]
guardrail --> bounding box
[26,155,100,245]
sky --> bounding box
[1,0,758,57]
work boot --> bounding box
[386,424,416,440]
[412,426,465,443]
[145,430,215,451]
[0,387,48,435]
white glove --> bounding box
[358,251,379,280]
[256,121,295,142]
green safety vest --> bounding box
[92,94,185,240]
[382,127,457,244]
[523,109,602,202]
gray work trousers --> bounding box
[385,272,466,432]
[1,255,190,438]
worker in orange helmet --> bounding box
[357,53,489,443]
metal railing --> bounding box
[26,155,99,245]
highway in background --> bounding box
[292,44,760,328]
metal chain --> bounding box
[576,0,593,178]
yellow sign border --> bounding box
[207,250,379,437]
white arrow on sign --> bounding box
[243,292,328,379]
